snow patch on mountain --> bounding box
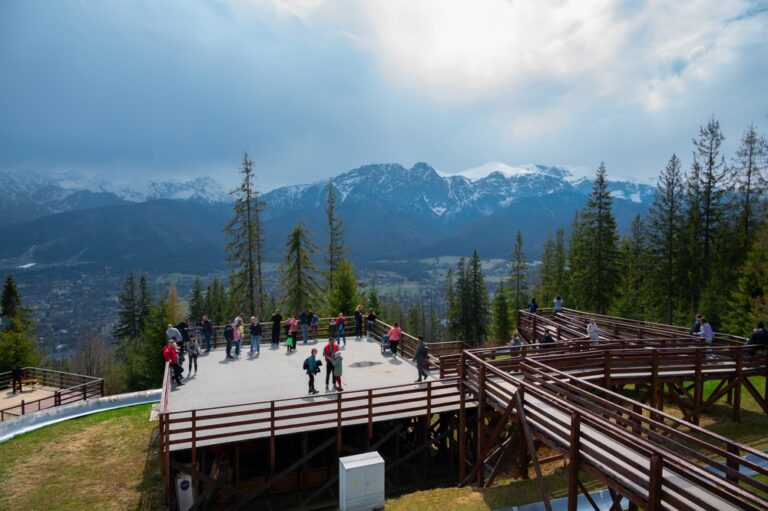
[440,161,536,181]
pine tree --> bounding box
[205,277,228,325]
[509,231,528,313]
[724,222,768,334]
[648,154,685,323]
[694,117,728,284]
[138,274,152,333]
[0,275,39,372]
[491,282,511,342]
[610,215,650,320]
[188,277,205,320]
[539,230,566,306]
[119,292,172,391]
[366,276,380,313]
[326,179,345,292]
[680,158,705,311]
[327,259,359,316]
[443,268,457,341]
[113,273,140,339]
[224,152,266,316]
[566,164,620,313]
[733,124,768,254]
[280,223,321,315]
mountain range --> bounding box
[0,162,655,272]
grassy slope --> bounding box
[0,404,163,511]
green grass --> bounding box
[0,404,163,511]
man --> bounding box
[413,336,429,382]
[747,321,768,348]
[162,340,184,386]
[166,323,183,344]
[299,310,309,344]
[11,366,23,394]
[271,310,283,345]
[528,298,538,314]
[202,315,213,352]
[540,330,555,348]
[689,314,703,335]
[223,321,235,359]
[323,337,339,390]
[176,319,190,346]
[552,296,564,316]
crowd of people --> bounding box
[160,306,431,393]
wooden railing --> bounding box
[0,367,104,421]
[460,349,768,510]
[161,377,461,452]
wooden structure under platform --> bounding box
[159,312,768,510]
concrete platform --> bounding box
[163,336,460,451]
[168,335,427,413]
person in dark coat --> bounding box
[413,336,429,382]
[303,348,322,394]
[11,366,23,394]
[528,298,538,314]
[202,315,213,352]
[223,321,235,359]
[271,310,282,345]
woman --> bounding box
[187,336,201,375]
[388,322,403,358]
[309,310,319,339]
[249,316,262,357]
[336,312,347,346]
[354,305,363,339]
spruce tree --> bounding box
[113,273,140,339]
[566,164,620,313]
[327,259,359,316]
[539,230,566,306]
[280,223,321,315]
[119,292,172,391]
[680,158,705,311]
[189,277,206,320]
[693,117,728,284]
[648,154,685,323]
[466,250,489,346]
[224,152,266,316]
[610,215,650,320]
[733,124,767,253]
[366,276,380,313]
[443,268,458,341]
[491,282,511,342]
[326,179,345,291]
[724,222,768,334]
[138,274,152,333]
[509,231,528,313]
[0,275,39,371]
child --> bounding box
[333,351,344,391]
[286,330,295,352]
[303,348,322,394]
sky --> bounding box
[1,0,767,190]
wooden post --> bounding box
[368,389,374,439]
[269,401,276,475]
[567,413,581,511]
[603,352,612,390]
[693,349,704,425]
[100,379,105,397]
[336,392,342,456]
[726,444,740,485]
[458,354,466,483]
[648,454,663,510]
[733,350,743,422]
[477,364,486,486]
[191,410,197,496]
[21,400,25,415]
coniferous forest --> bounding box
[3,118,765,392]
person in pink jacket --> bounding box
[388,322,403,358]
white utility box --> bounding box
[175,473,194,511]
[339,451,385,511]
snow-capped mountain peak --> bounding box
[440,161,540,181]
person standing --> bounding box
[413,335,429,382]
[527,298,538,314]
[696,317,714,355]
[388,322,403,358]
[747,321,768,347]
[249,316,262,357]
[299,310,309,344]
[587,320,599,341]
[202,315,213,352]
[194,317,204,348]
[366,308,377,338]
[309,310,319,339]
[11,366,23,394]
[271,310,282,345]
[176,319,190,349]
[336,312,347,346]
[166,324,183,344]
[163,340,184,386]
[552,296,564,316]
[187,335,200,375]
[223,321,235,359]
[303,348,322,394]
[323,337,338,390]
[288,315,299,345]
[354,305,363,339]
[540,331,555,348]
[333,351,344,391]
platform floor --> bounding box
[167,335,429,413]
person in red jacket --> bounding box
[163,340,184,386]
[323,337,339,390]
[388,322,403,358]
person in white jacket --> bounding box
[587,320,599,341]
